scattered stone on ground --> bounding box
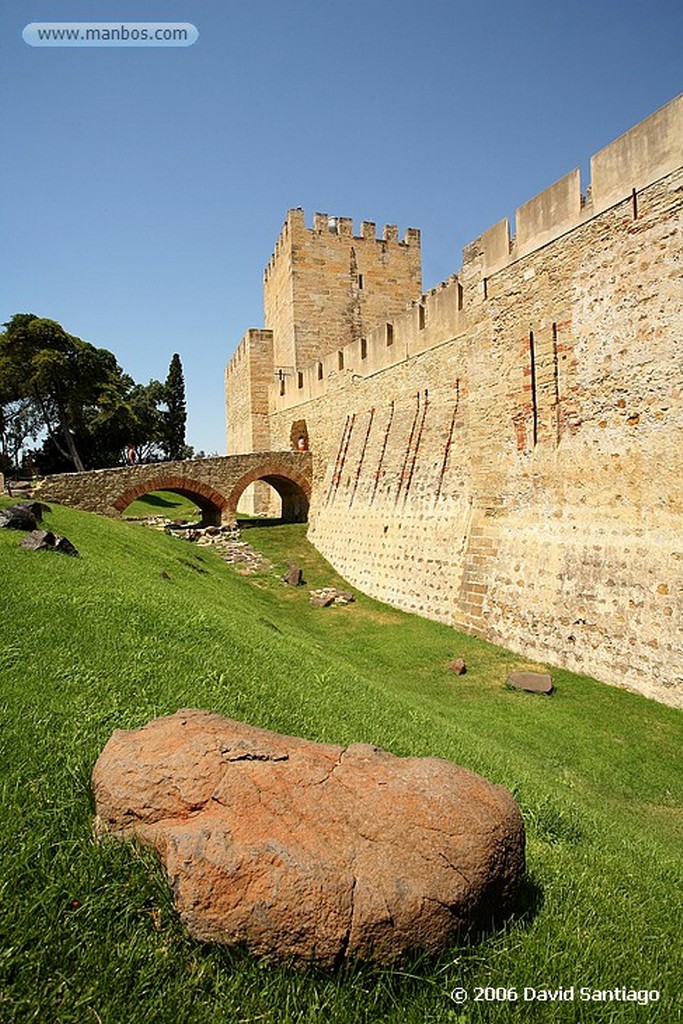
[18,501,51,522]
[20,528,79,556]
[93,709,526,967]
[283,562,304,586]
[506,671,553,694]
[136,516,271,574]
[448,658,467,675]
[309,587,355,607]
[0,503,41,531]
[53,535,79,557]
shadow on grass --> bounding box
[437,868,544,958]
[132,493,181,510]
[512,869,545,925]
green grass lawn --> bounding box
[0,499,681,1023]
[122,489,203,522]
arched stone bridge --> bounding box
[37,451,313,526]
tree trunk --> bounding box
[49,393,86,472]
[61,423,85,473]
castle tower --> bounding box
[226,209,422,457]
[263,209,422,375]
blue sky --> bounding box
[2,1,681,454]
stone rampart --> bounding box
[227,96,683,705]
[268,171,682,705]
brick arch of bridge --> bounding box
[227,464,311,523]
[113,475,230,527]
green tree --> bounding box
[162,353,189,461]
[0,314,168,473]
[0,398,42,475]
[0,315,123,471]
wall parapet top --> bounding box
[226,328,274,373]
[464,93,682,273]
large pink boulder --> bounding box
[92,709,525,965]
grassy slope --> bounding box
[0,501,681,1024]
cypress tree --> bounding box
[163,353,187,460]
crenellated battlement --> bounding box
[261,203,422,375]
[264,208,420,281]
[269,273,466,412]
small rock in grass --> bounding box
[54,535,79,557]
[309,587,355,607]
[0,504,39,531]
[283,563,304,586]
[16,501,51,523]
[448,658,467,675]
[20,529,56,551]
[19,528,79,556]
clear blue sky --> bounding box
[2,1,680,454]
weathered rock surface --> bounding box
[17,500,51,522]
[20,529,56,551]
[53,534,79,557]
[93,709,525,966]
[1,501,52,531]
[448,658,467,675]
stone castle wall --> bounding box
[227,96,683,705]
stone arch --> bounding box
[227,463,311,523]
[112,475,230,527]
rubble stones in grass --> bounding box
[17,501,51,523]
[93,709,526,967]
[139,516,268,574]
[20,529,56,551]
[309,588,355,607]
[54,535,79,557]
[0,504,40,531]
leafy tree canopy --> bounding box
[0,314,189,475]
